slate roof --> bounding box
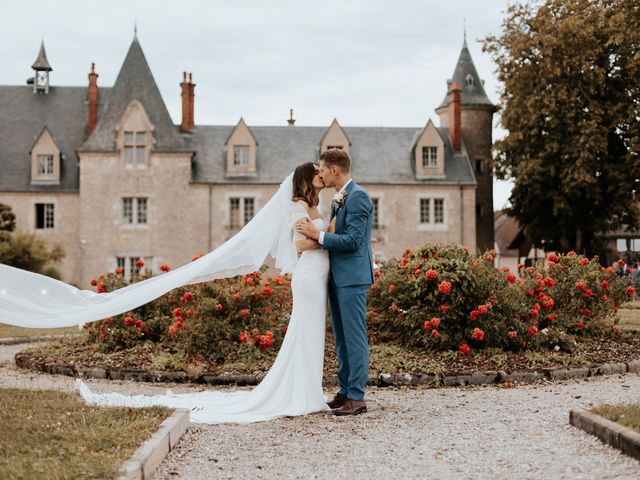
[188,125,476,185]
[438,38,494,109]
[79,37,188,153]
[0,85,111,192]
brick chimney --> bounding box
[87,63,98,135]
[188,73,195,129]
[448,82,462,152]
[180,72,189,132]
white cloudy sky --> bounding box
[1,0,515,209]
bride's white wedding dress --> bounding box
[76,217,331,424]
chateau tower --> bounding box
[436,36,497,253]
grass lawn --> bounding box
[0,322,80,339]
[0,388,171,480]
[591,404,640,433]
[617,308,640,331]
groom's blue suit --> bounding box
[322,180,374,401]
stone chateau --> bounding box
[0,35,496,288]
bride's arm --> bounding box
[293,201,321,255]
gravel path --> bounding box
[2,343,639,479]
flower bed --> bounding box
[29,244,633,375]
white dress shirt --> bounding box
[318,178,352,245]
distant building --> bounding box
[0,36,495,287]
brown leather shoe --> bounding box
[327,392,349,409]
[333,399,367,416]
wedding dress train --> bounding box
[76,218,331,424]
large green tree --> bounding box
[484,0,640,255]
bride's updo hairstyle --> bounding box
[292,162,320,207]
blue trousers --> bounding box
[328,276,370,401]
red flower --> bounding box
[181,292,193,303]
[459,343,471,355]
[438,305,449,313]
[437,281,452,295]
[135,259,145,268]
[232,293,241,301]
[582,308,592,317]
[472,327,485,341]
[617,259,626,266]
[283,325,288,334]
[215,303,223,311]
[390,304,398,312]
[431,329,441,338]
[115,267,124,275]
[425,269,438,281]
[521,341,527,348]
[135,319,143,328]
[241,309,250,318]
[530,309,539,318]
[601,280,609,291]
[579,258,589,266]
[547,313,557,322]
[251,328,260,335]
[98,333,105,341]
[160,264,170,272]
[544,277,555,288]
[478,305,489,315]
[90,279,97,286]
[507,330,518,339]
[245,276,255,285]
[262,286,273,296]
[430,317,441,328]
[239,331,248,342]
[388,284,396,293]
[172,307,183,318]
[602,294,608,302]
[370,283,377,290]
[583,288,593,298]
[124,316,134,326]
[576,321,585,328]
[547,253,560,262]
[485,254,494,262]
[626,286,636,296]
[470,310,480,321]
[96,282,105,293]
[575,281,586,290]
[567,251,576,256]
[542,296,554,310]
[527,325,539,336]
[424,320,432,330]
[168,325,177,336]
[517,263,525,269]
[506,273,516,283]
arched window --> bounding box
[465,74,475,88]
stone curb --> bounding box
[569,408,640,462]
[0,333,81,346]
[117,408,190,480]
[14,353,640,388]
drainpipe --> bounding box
[208,185,212,251]
[460,186,464,245]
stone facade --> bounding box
[0,37,493,288]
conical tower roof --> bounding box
[438,37,493,109]
[31,41,52,71]
[80,37,188,152]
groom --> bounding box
[296,148,374,416]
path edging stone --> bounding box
[117,408,190,480]
[570,408,640,462]
[15,353,640,389]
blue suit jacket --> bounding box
[323,180,375,287]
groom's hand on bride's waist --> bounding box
[295,219,320,241]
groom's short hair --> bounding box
[319,148,351,173]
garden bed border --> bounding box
[15,353,640,388]
[117,408,190,480]
[570,408,640,462]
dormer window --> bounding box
[225,119,258,177]
[37,155,54,176]
[233,146,250,166]
[465,74,475,88]
[422,147,438,168]
[30,127,60,185]
[320,119,351,156]
[123,131,147,168]
[326,145,343,150]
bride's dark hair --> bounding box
[292,162,320,207]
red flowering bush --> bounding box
[368,244,631,354]
[83,264,293,362]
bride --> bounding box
[0,162,334,424]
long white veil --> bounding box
[0,173,301,328]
